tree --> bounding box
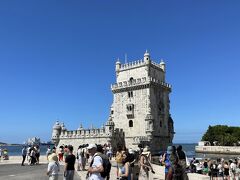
[201,125,240,146]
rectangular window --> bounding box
[128,91,133,98]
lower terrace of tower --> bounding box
[59,128,123,139]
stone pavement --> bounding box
[0,156,209,180]
[75,160,164,180]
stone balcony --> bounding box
[111,77,171,92]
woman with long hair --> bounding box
[138,146,154,180]
[119,151,131,180]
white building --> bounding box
[52,51,174,153]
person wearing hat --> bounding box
[47,153,60,180]
[87,144,104,180]
[138,146,154,180]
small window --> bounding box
[127,104,134,112]
[160,121,162,127]
[128,91,133,98]
[129,120,133,127]
[111,110,114,114]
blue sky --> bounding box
[0,1,240,144]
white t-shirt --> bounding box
[48,161,60,175]
[218,164,223,173]
[230,162,236,173]
[89,154,104,180]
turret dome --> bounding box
[160,59,165,65]
[53,121,61,130]
[144,50,150,57]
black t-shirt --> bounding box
[65,154,76,170]
[128,153,135,167]
[177,150,186,160]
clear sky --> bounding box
[0,1,240,144]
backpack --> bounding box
[91,153,112,178]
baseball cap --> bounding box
[87,144,97,150]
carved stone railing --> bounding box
[111,77,171,91]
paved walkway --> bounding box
[75,160,164,180]
[0,156,209,180]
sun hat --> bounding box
[87,144,97,150]
[48,153,58,162]
[141,146,150,155]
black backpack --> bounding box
[91,153,112,178]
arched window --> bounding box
[129,77,134,82]
[129,120,133,127]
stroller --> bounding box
[2,149,9,160]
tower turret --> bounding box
[144,50,150,63]
[105,116,115,135]
[160,59,166,71]
[115,58,121,76]
[52,121,62,146]
[77,123,84,130]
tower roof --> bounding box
[160,59,165,65]
[53,121,61,129]
[116,58,121,64]
[144,50,150,57]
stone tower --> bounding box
[111,51,174,152]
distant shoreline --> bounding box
[0,144,21,146]
[0,143,53,146]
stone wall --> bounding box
[151,164,209,180]
[195,145,240,154]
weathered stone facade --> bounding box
[111,51,174,153]
[52,51,174,153]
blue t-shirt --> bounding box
[164,153,171,173]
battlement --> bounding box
[118,60,164,71]
[111,76,171,91]
[58,127,123,139]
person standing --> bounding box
[35,145,40,164]
[63,145,76,180]
[177,145,187,180]
[87,144,104,180]
[21,146,27,166]
[47,153,60,180]
[77,146,82,171]
[119,151,131,180]
[0,147,2,161]
[139,146,154,180]
[46,146,52,161]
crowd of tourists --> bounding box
[159,145,240,180]
[19,143,240,180]
[43,143,157,180]
[21,145,40,166]
[188,156,240,179]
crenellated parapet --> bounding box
[111,76,171,93]
[52,116,120,146]
[117,59,165,72]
